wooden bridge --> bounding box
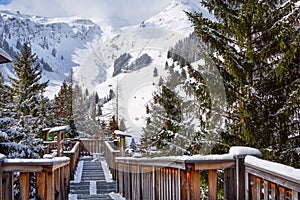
[0,138,299,200]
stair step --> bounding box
[69,156,116,198]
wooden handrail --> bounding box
[104,141,120,180]
[116,154,236,200]
[64,141,81,179]
[245,155,300,200]
[0,155,70,200]
[108,146,300,200]
[80,138,105,156]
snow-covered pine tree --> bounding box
[8,43,48,158]
[187,0,300,167]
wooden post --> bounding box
[190,168,201,200]
[57,131,61,157]
[20,172,30,200]
[263,180,269,200]
[271,183,276,199]
[225,168,236,200]
[3,172,14,200]
[36,172,45,200]
[46,171,55,200]
[180,170,188,200]
[0,155,5,200]
[208,169,217,200]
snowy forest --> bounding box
[141,0,300,168]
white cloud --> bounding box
[1,0,172,25]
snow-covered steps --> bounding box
[69,157,117,200]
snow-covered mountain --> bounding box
[0,0,206,99]
[0,10,102,97]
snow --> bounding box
[229,146,262,158]
[245,155,300,183]
[48,125,70,133]
[4,156,70,165]
[90,181,97,195]
[0,154,6,160]
[109,192,126,200]
[101,160,113,182]
[71,160,84,183]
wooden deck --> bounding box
[1,138,299,200]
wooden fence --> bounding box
[103,141,120,180]
[103,142,300,200]
[0,155,70,200]
[80,138,105,156]
[245,156,300,200]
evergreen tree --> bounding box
[54,81,77,138]
[153,67,158,77]
[8,43,48,157]
[187,0,300,166]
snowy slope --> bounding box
[0,10,102,98]
[73,0,207,91]
[72,0,209,141]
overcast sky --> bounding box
[0,0,172,25]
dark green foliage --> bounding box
[53,81,77,138]
[187,0,300,167]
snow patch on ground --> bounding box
[71,160,84,183]
[101,160,114,182]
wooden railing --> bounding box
[245,155,300,200]
[63,141,81,179]
[104,141,120,180]
[80,138,105,156]
[102,144,300,200]
[0,155,70,200]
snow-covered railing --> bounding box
[245,156,300,200]
[114,147,266,200]
[116,154,237,200]
[64,141,81,179]
[0,155,70,200]
[104,141,120,180]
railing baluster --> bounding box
[292,190,299,200]
[20,172,30,200]
[256,177,262,200]
[3,172,13,200]
[279,187,286,200]
[209,169,217,200]
[263,180,269,200]
[271,183,276,200]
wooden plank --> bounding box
[271,183,276,200]
[46,171,55,200]
[36,172,45,200]
[180,170,187,200]
[292,190,299,200]
[263,180,269,200]
[20,172,30,200]
[3,172,14,200]
[190,169,201,200]
[195,161,235,170]
[279,187,286,200]
[246,166,300,192]
[208,169,217,200]
[250,174,257,200]
[0,159,2,200]
[224,168,236,200]
[256,177,262,200]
